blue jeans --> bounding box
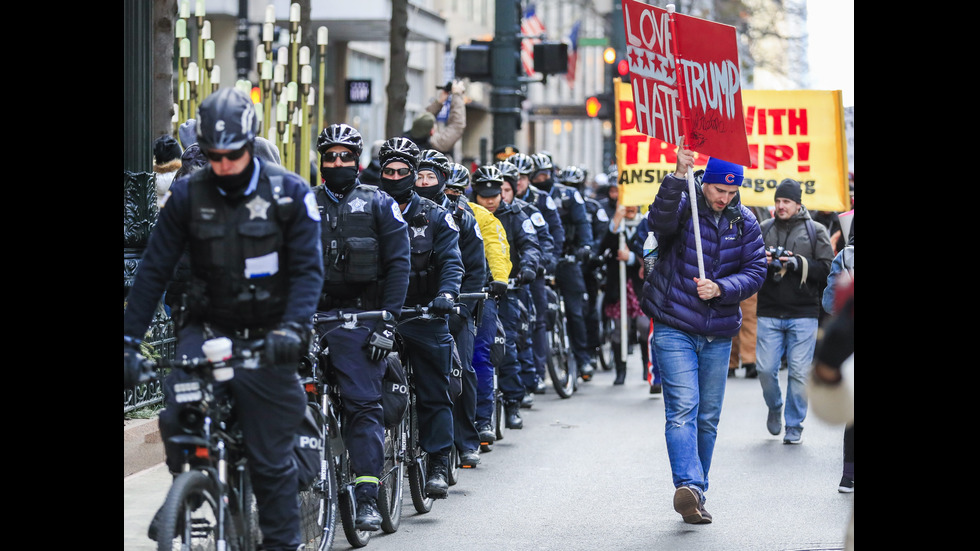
[755,316,819,430]
[653,324,732,498]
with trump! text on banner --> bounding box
[613,79,850,213]
[621,0,750,166]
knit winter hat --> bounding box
[701,157,743,185]
[774,178,802,204]
[153,135,183,165]
[410,112,436,140]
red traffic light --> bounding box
[586,96,601,118]
[250,86,261,104]
[617,59,630,77]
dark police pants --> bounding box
[498,290,533,403]
[556,259,593,369]
[515,285,539,392]
[316,315,386,500]
[397,315,455,464]
[159,323,306,551]
[529,276,550,384]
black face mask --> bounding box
[381,173,416,203]
[321,165,358,194]
[534,177,554,193]
[414,184,444,202]
[213,163,254,197]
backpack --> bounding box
[381,354,410,429]
[293,403,324,490]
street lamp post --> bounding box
[203,38,215,102]
[211,65,220,94]
[317,26,328,135]
[179,38,191,123]
[195,0,206,90]
[300,57,312,182]
[187,61,199,123]
[289,3,300,84]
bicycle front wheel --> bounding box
[156,470,231,551]
[377,418,406,533]
[548,315,575,398]
[299,431,338,551]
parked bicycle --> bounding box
[146,337,265,551]
[305,309,408,548]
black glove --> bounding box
[517,268,537,285]
[429,292,455,315]
[365,312,396,362]
[124,336,148,390]
[266,322,304,367]
[488,280,508,299]
[783,256,800,272]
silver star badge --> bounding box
[348,197,367,213]
[412,226,427,238]
[245,195,271,220]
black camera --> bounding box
[767,246,787,270]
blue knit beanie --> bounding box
[701,157,743,185]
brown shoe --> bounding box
[673,486,703,524]
[697,504,712,524]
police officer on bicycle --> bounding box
[124,87,324,551]
[471,165,541,430]
[529,153,597,381]
[313,123,411,530]
[378,137,463,499]
[417,149,487,468]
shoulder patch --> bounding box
[445,212,460,232]
[390,202,406,224]
[303,191,321,221]
[545,195,557,210]
[573,190,584,204]
[522,218,536,235]
[530,212,547,227]
[595,208,609,222]
[473,223,484,241]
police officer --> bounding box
[378,137,463,498]
[498,160,557,400]
[417,149,487,468]
[450,163,512,448]
[508,152,565,256]
[471,165,541,430]
[124,88,324,551]
[313,123,411,530]
[529,153,596,381]
[560,165,609,370]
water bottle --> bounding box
[642,232,659,277]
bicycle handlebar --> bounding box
[457,292,489,301]
[146,338,265,380]
[313,309,388,327]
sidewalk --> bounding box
[123,417,168,551]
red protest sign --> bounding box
[621,0,750,166]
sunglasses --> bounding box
[322,151,357,163]
[382,167,413,177]
[204,147,248,162]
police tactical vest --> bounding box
[314,184,383,308]
[405,196,442,304]
[552,184,579,251]
[185,164,291,330]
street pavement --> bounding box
[124,349,852,550]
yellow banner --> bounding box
[614,80,849,212]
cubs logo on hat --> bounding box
[701,157,744,185]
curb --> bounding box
[124,417,165,478]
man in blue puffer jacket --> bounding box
[640,138,766,526]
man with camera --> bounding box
[754,179,835,445]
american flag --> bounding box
[521,4,546,76]
[566,20,581,87]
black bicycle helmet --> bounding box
[378,137,420,172]
[472,165,504,186]
[530,153,554,173]
[446,163,471,192]
[316,123,363,157]
[418,149,452,182]
[195,87,258,151]
[507,153,534,176]
[559,165,585,186]
[494,160,520,184]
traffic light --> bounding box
[585,93,613,120]
[250,86,261,104]
[617,59,630,78]
[455,41,492,82]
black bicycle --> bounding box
[545,271,577,398]
[307,310,408,548]
[148,338,264,551]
